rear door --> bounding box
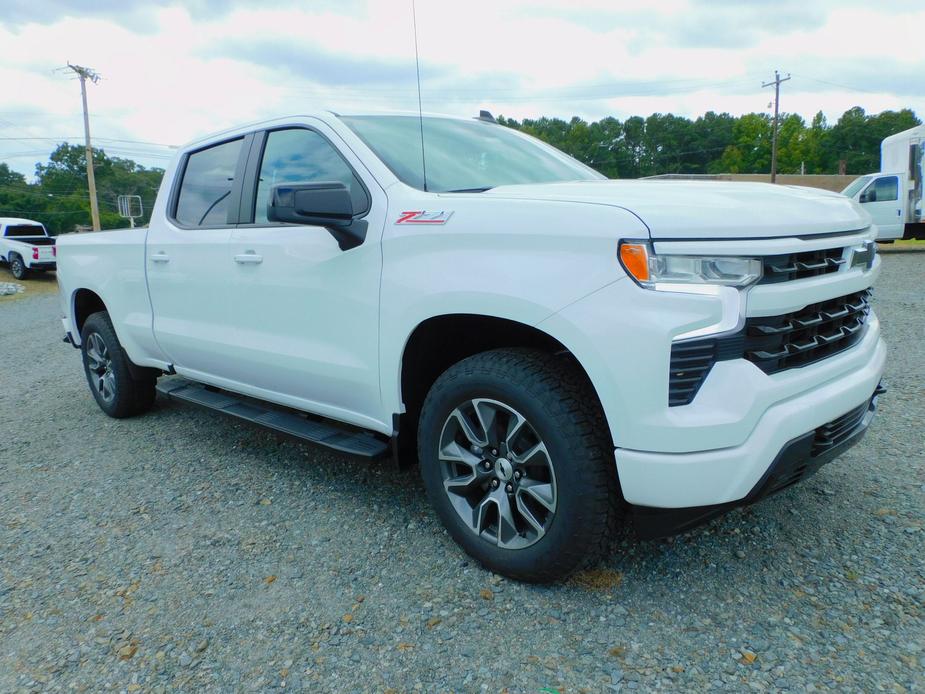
[225,123,387,430]
[859,174,904,239]
[146,135,251,378]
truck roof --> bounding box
[881,124,925,147]
[179,111,486,150]
[0,217,43,226]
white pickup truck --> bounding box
[56,112,886,582]
[1,217,56,279]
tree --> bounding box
[717,113,772,173]
[0,163,27,188]
[776,114,808,174]
[826,107,921,174]
[692,112,736,174]
[1,144,164,233]
[499,106,919,179]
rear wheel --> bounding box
[418,348,621,582]
[9,254,28,280]
[80,311,156,418]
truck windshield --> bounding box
[841,176,872,198]
[339,115,604,192]
[5,224,46,237]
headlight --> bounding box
[619,241,762,289]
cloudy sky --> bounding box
[2,0,923,178]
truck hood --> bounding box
[479,180,869,239]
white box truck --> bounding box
[842,124,925,241]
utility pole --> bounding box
[762,70,790,184]
[66,63,102,231]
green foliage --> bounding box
[0,144,164,234]
[499,107,920,179]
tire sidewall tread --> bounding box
[10,254,27,280]
[80,311,156,419]
[417,348,621,583]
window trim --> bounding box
[235,125,372,228]
[168,134,252,230]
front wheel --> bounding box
[80,311,156,418]
[418,349,621,582]
[9,254,28,280]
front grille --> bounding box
[743,289,871,374]
[668,289,872,406]
[811,401,869,456]
[759,247,845,284]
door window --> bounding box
[253,129,369,224]
[862,176,899,203]
[174,138,243,227]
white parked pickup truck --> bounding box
[56,112,886,582]
[1,217,56,279]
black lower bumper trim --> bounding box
[631,382,884,540]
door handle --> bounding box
[234,252,263,265]
[150,252,170,263]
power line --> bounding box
[0,207,93,217]
[790,73,880,95]
[271,75,761,103]
[0,183,157,203]
[0,146,172,161]
[0,135,176,148]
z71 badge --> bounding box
[394,210,454,225]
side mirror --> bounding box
[268,181,353,226]
[267,181,367,250]
[859,190,875,204]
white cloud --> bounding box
[0,0,922,178]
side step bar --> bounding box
[156,377,391,459]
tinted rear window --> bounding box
[5,224,46,237]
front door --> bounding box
[225,124,387,431]
[146,136,246,378]
[860,174,904,239]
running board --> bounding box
[156,378,390,459]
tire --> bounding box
[9,254,28,280]
[417,348,621,582]
[80,311,157,418]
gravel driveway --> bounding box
[1,255,922,693]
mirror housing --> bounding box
[859,189,875,204]
[267,182,367,250]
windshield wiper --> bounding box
[445,187,493,193]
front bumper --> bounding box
[614,324,886,508]
[632,382,884,539]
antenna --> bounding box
[411,0,428,191]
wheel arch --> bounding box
[396,313,608,460]
[72,288,108,337]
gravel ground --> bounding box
[0,256,923,693]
